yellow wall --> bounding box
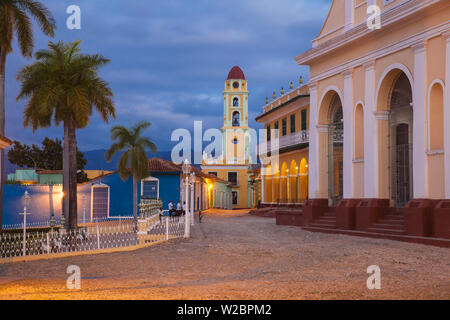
[203,166,250,208]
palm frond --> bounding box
[16,0,56,37]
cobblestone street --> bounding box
[0,210,449,300]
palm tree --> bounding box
[0,0,56,231]
[106,121,157,228]
[16,40,116,230]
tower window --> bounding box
[267,125,271,142]
[232,138,239,145]
[232,111,240,127]
[233,81,239,89]
[233,97,239,107]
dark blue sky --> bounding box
[5,0,331,152]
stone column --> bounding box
[308,82,319,198]
[344,0,355,32]
[261,170,266,203]
[443,32,450,198]
[364,61,378,198]
[412,41,429,199]
[343,69,354,198]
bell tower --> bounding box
[201,66,255,210]
[222,66,251,164]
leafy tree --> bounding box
[0,0,56,231]
[7,137,88,182]
[16,40,115,230]
[106,121,157,229]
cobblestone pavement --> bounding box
[0,209,449,300]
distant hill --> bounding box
[4,149,175,174]
[83,149,174,170]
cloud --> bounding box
[4,0,332,152]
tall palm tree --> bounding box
[106,121,157,228]
[0,0,55,231]
[16,40,116,230]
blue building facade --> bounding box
[2,169,183,228]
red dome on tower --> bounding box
[227,66,246,80]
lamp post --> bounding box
[60,191,65,231]
[82,194,87,231]
[182,159,191,238]
[189,172,196,226]
[19,191,31,256]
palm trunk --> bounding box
[0,48,7,233]
[133,175,138,232]
[63,119,78,231]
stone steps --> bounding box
[366,227,405,235]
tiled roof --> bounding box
[0,136,12,147]
[148,158,182,172]
[227,66,245,80]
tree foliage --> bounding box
[8,137,88,182]
[106,121,157,182]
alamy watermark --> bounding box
[66,265,81,290]
[66,5,81,30]
[367,5,382,30]
[366,265,381,290]
[170,121,280,168]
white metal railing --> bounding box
[259,130,309,154]
[2,215,135,230]
[333,128,343,143]
[138,199,163,219]
[259,128,345,154]
[0,216,185,259]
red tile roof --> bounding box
[148,158,182,172]
[227,66,245,80]
[0,136,12,147]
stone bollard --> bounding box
[137,218,149,245]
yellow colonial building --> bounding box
[256,81,312,206]
[293,0,450,241]
[201,66,259,209]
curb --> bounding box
[0,239,173,264]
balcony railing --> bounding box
[259,128,344,154]
[259,129,309,154]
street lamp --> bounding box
[82,194,87,231]
[19,191,32,256]
[182,159,191,238]
[60,191,65,231]
[189,172,196,226]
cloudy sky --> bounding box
[5,0,331,152]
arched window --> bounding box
[233,97,239,107]
[391,73,412,109]
[232,111,240,127]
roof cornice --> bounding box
[295,0,443,65]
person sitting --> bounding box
[158,206,164,222]
[182,201,187,216]
[176,201,182,217]
[168,201,175,218]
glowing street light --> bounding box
[182,159,191,238]
[19,191,32,256]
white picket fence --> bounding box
[2,215,135,230]
[0,215,185,259]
